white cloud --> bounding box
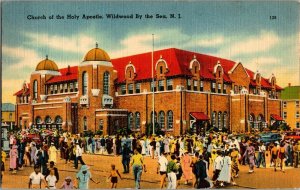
[25,32,96,54]
[110,28,190,58]
[3,45,40,70]
[196,36,225,47]
[230,30,280,56]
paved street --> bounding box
[2,153,300,189]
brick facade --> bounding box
[14,47,283,135]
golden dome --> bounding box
[35,56,59,71]
[84,43,111,62]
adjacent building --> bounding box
[14,46,283,135]
[2,103,15,129]
[281,84,300,129]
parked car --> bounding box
[284,131,300,141]
[258,132,282,145]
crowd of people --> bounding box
[2,129,300,189]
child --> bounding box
[60,176,75,189]
[46,168,57,189]
[1,151,6,179]
[108,164,122,188]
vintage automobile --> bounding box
[284,131,300,141]
[258,132,282,145]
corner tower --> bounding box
[78,43,118,132]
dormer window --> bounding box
[156,57,168,77]
[189,56,200,77]
[125,62,136,81]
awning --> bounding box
[190,112,209,121]
[271,114,283,121]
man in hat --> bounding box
[76,165,99,189]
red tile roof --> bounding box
[14,84,30,96]
[46,66,78,84]
[190,112,210,120]
[112,48,236,83]
[13,48,282,95]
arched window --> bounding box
[35,116,42,124]
[212,112,216,128]
[218,112,222,129]
[128,112,133,129]
[223,112,227,129]
[103,71,110,95]
[167,110,173,129]
[82,72,88,95]
[55,116,62,124]
[150,111,157,124]
[135,112,140,128]
[33,80,38,100]
[83,116,87,131]
[45,116,52,124]
[158,111,165,129]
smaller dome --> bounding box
[35,56,59,71]
[84,43,111,62]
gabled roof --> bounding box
[2,103,15,111]
[46,66,78,84]
[245,69,282,90]
[281,86,300,99]
[14,83,30,96]
[111,48,235,83]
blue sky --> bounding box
[2,1,299,103]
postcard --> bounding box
[1,0,299,189]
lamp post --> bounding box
[152,34,155,135]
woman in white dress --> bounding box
[140,138,146,155]
[217,151,231,186]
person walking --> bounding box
[181,151,193,185]
[48,142,58,164]
[243,141,255,173]
[130,149,146,189]
[74,143,85,169]
[212,150,223,187]
[271,142,279,171]
[121,144,131,173]
[60,176,75,189]
[28,165,48,189]
[217,151,232,187]
[108,164,122,188]
[76,165,99,189]
[166,154,178,189]
[157,152,168,188]
[9,144,18,174]
[193,155,210,189]
[256,142,266,168]
[278,142,286,172]
[46,168,57,189]
[230,147,240,178]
